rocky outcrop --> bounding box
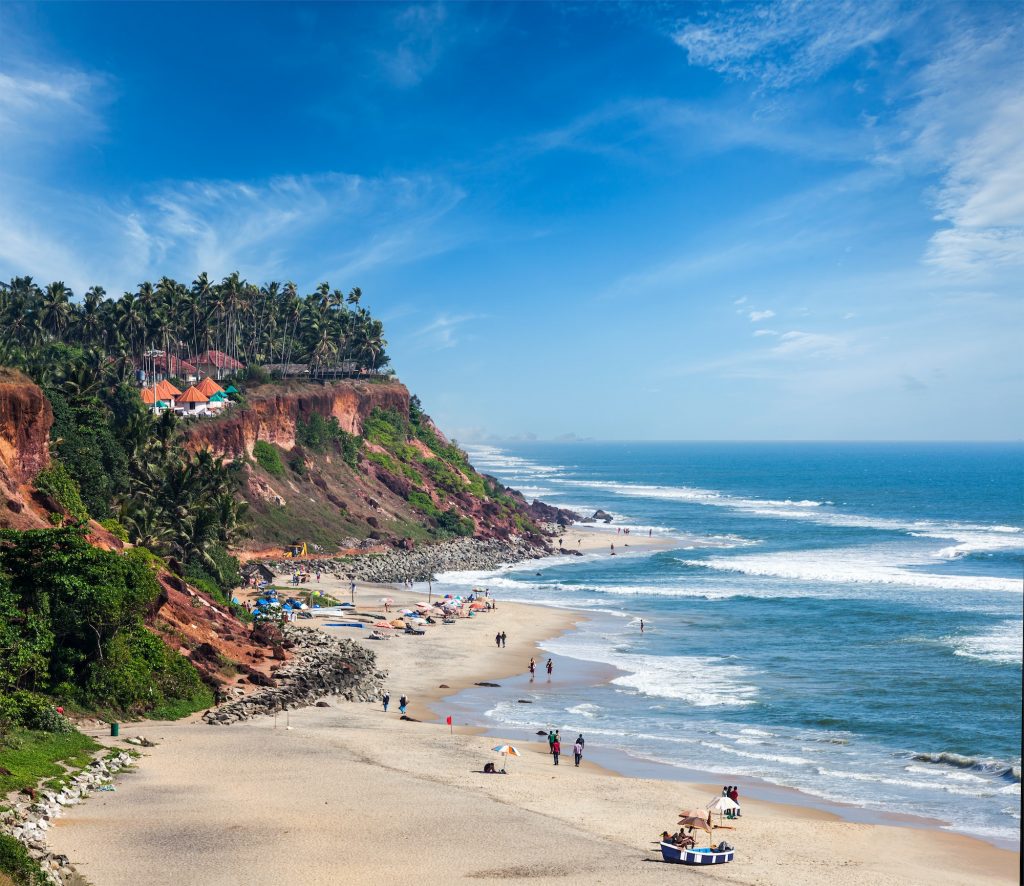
[0,368,54,529]
[186,379,409,459]
[203,627,384,725]
[0,749,136,885]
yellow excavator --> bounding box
[284,541,307,558]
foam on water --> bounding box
[678,548,1022,593]
[943,620,1024,664]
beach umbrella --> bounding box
[677,815,714,847]
[704,795,739,826]
[469,601,486,610]
[491,744,520,772]
[380,597,394,604]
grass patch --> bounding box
[0,833,47,885]
[0,728,100,796]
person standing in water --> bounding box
[546,658,553,677]
[529,657,536,677]
[640,619,644,633]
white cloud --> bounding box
[412,313,481,350]
[0,172,467,294]
[734,296,748,305]
[771,330,847,358]
[672,0,905,89]
[749,309,775,322]
[754,328,778,337]
[377,3,450,88]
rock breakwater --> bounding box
[259,536,551,585]
[203,626,385,725]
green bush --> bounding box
[253,440,285,476]
[33,459,89,522]
[296,413,363,467]
[437,510,475,537]
[288,454,308,477]
[100,518,130,542]
[0,832,48,885]
[407,490,440,518]
[0,690,72,733]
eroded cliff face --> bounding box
[186,379,409,458]
[0,368,54,529]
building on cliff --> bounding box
[195,350,245,379]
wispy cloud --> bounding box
[0,172,467,294]
[749,309,775,322]
[672,0,906,90]
[754,328,778,337]
[377,3,451,88]
[411,313,481,350]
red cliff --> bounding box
[186,379,409,458]
[0,368,54,529]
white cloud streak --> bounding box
[749,309,775,322]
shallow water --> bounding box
[436,442,1023,846]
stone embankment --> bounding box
[258,536,553,585]
[203,626,385,725]
[1,750,135,885]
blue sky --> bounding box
[1,1,1021,441]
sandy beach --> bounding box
[48,567,1019,885]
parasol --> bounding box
[491,744,520,772]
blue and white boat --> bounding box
[659,843,734,865]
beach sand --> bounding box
[49,580,1020,885]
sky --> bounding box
[1,1,1022,442]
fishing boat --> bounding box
[659,843,734,865]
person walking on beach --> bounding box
[729,785,741,816]
[573,738,584,767]
[546,658,553,677]
[382,692,390,713]
[548,730,556,755]
[529,657,536,680]
[495,632,501,648]
[552,737,561,765]
[500,631,507,648]
[399,694,408,715]
[576,733,585,750]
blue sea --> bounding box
[438,443,1023,847]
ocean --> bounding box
[436,442,1022,847]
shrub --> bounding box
[253,441,284,476]
[0,690,73,733]
[33,459,89,522]
[437,510,475,537]
[407,490,440,518]
[0,833,48,885]
[100,518,130,542]
[288,455,308,478]
[296,414,363,467]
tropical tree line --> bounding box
[0,272,389,378]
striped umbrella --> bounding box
[491,744,520,772]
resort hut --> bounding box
[223,384,240,395]
[154,379,182,404]
[176,385,210,414]
[196,376,225,398]
[195,349,245,380]
[139,388,170,413]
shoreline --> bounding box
[46,542,1019,884]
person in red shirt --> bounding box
[552,737,561,765]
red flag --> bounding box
[446,715,452,725]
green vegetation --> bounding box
[0,528,213,719]
[0,729,100,795]
[0,273,389,379]
[295,413,362,467]
[32,460,88,523]
[0,832,48,885]
[253,440,285,476]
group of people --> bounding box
[494,631,507,647]
[722,785,742,817]
[381,692,408,715]
[528,655,552,676]
[546,730,585,767]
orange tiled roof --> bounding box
[176,386,210,404]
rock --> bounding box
[315,701,330,707]
[592,509,613,523]
[517,699,533,704]
[474,682,501,687]
[438,684,450,688]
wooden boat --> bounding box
[659,843,734,865]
